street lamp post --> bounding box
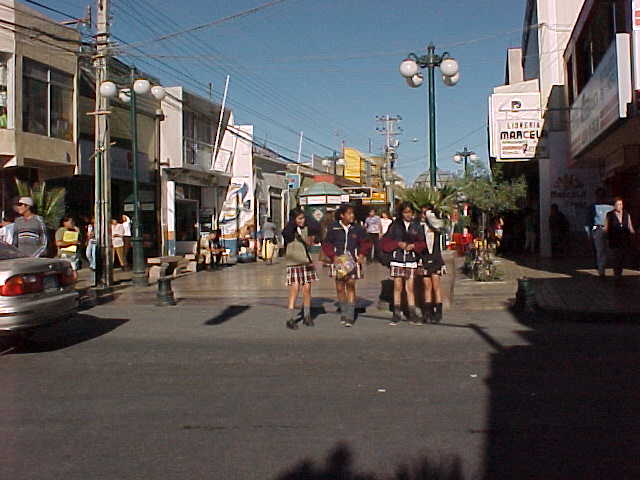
[321,151,344,175]
[453,146,479,176]
[399,44,460,188]
[100,70,166,286]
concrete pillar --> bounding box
[166,180,175,255]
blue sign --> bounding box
[286,173,301,189]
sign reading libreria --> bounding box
[489,92,547,162]
[570,34,631,158]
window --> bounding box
[574,0,625,95]
[22,58,73,140]
[0,55,9,129]
[522,0,540,81]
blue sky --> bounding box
[52,0,526,182]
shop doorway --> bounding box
[175,199,199,242]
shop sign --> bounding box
[489,92,546,161]
[326,195,342,204]
[306,195,326,205]
[633,1,640,90]
[285,173,301,189]
[340,194,350,203]
[570,33,632,158]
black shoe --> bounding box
[434,303,443,323]
[389,311,402,326]
[422,303,433,324]
[303,315,314,327]
[286,319,299,330]
[407,307,420,323]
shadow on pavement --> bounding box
[9,314,128,354]
[275,442,464,480]
[205,305,251,325]
[479,309,640,479]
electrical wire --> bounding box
[122,0,290,48]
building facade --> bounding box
[0,0,79,216]
[489,0,590,256]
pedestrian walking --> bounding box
[364,208,382,263]
[259,217,278,264]
[380,211,392,235]
[605,197,635,281]
[417,206,446,324]
[549,204,569,257]
[0,213,15,245]
[380,202,425,325]
[121,214,132,263]
[586,188,612,277]
[13,196,47,257]
[86,217,96,271]
[283,209,319,329]
[55,216,81,270]
[321,205,371,327]
[110,218,127,270]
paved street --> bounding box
[2,261,640,479]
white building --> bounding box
[489,0,593,256]
[160,87,234,255]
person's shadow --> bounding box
[275,442,464,480]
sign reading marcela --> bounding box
[489,92,547,162]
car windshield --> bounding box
[0,242,27,260]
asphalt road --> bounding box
[2,299,640,479]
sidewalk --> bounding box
[76,254,640,319]
[454,253,640,318]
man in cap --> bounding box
[13,196,48,257]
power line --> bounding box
[120,0,290,48]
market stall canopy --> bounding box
[299,181,349,206]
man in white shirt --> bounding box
[111,218,127,270]
[0,214,15,245]
[364,209,382,263]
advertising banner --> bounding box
[570,34,632,158]
[344,147,362,183]
[219,125,254,257]
[489,92,546,161]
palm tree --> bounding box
[400,185,458,217]
[15,179,66,229]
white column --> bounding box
[166,180,176,255]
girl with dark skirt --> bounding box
[417,206,446,323]
[321,205,371,327]
[381,202,425,325]
[605,197,635,282]
[282,209,320,329]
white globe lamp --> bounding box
[470,153,480,162]
[442,72,460,87]
[405,74,424,88]
[439,58,459,77]
[453,154,462,163]
[99,81,117,98]
[151,85,166,100]
[119,88,131,104]
[399,58,419,78]
[133,79,151,95]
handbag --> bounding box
[286,228,313,265]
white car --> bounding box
[0,243,78,335]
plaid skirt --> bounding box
[390,265,417,279]
[329,262,363,280]
[286,264,318,286]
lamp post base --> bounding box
[132,271,148,287]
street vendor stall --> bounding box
[298,181,350,224]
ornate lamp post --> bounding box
[453,146,479,175]
[100,70,166,286]
[399,44,460,187]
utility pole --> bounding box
[93,0,112,289]
[376,114,402,213]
